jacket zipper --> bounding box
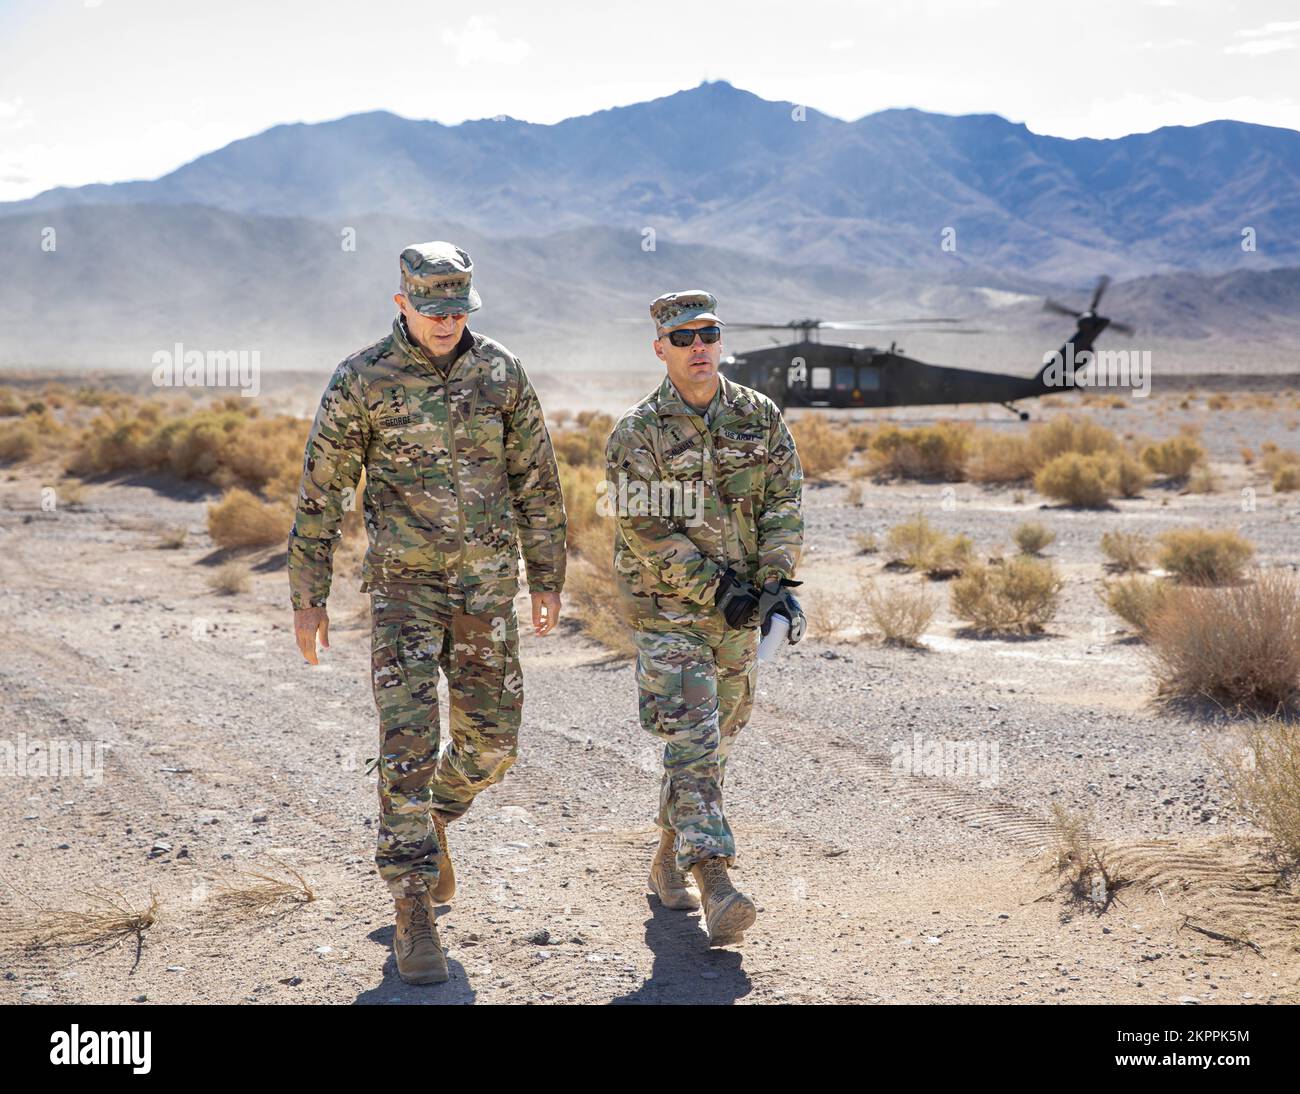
[443,378,468,589]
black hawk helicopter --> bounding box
[719,277,1133,419]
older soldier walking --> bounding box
[288,241,567,985]
[605,290,803,947]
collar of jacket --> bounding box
[656,373,744,422]
[392,316,475,377]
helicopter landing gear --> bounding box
[999,402,1030,420]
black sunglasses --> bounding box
[663,325,722,348]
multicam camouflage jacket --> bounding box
[288,317,566,614]
[605,374,803,623]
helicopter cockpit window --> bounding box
[834,366,855,391]
[858,366,881,391]
[810,367,831,389]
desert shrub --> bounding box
[1275,466,1300,492]
[805,588,858,641]
[0,388,23,417]
[1156,528,1254,585]
[1012,521,1054,555]
[868,422,971,481]
[1145,572,1300,711]
[208,560,251,596]
[852,531,879,554]
[1100,530,1151,572]
[1108,451,1148,497]
[967,430,1035,483]
[1102,575,1172,637]
[789,415,851,478]
[559,457,630,655]
[884,514,972,576]
[1186,465,1220,494]
[1222,718,1300,860]
[552,426,606,468]
[207,488,292,549]
[1034,452,1114,507]
[861,578,935,647]
[1141,435,1205,479]
[846,422,873,452]
[560,460,607,544]
[564,551,635,657]
[1029,415,1118,465]
[1260,444,1299,480]
[0,420,40,463]
[950,556,1062,634]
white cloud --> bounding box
[1237,20,1300,37]
[1224,39,1297,56]
[441,17,531,66]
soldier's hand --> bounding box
[531,591,562,637]
[293,606,330,665]
[714,568,761,628]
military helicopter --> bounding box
[719,277,1133,419]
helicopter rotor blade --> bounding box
[1089,274,1111,313]
[1106,320,1136,336]
[1043,299,1083,319]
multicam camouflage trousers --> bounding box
[633,615,758,872]
[370,586,523,898]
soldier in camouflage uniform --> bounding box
[605,290,803,947]
[289,241,567,984]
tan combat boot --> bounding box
[690,857,756,947]
[393,891,449,984]
[648,828,701,911]
[430,813,455,904]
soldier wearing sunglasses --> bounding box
[604,290,804,947]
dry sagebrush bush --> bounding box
[1221,718,1300,861]
[1141,435,1205,480]
[789,415,851,479]
[1029,414,1118,465]
[950,556,1063,634]
[867,422,972,481]
[1145,572,1300,712]
[884,514,973,576]
[207,488,292,549]
[551,416,611,468]
[1102,575,1172,637]
[967,430,1036,484]
[208,560,252,595]
[68,396,305,496]
[1012,521,1054,555]
[805,588,859,641]
[861,578,935,647]
[1034,452,1115,507]
[0,419,41,462]
[1156,527,1254,585]
[1100,530,1151,572]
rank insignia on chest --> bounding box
[378,384,411,427]
[664,435,695,459]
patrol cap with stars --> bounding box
[649,289,724,333]
[398,241,482,316]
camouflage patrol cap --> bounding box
[398,240,482,316]
[650,289,724,333]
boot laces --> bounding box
[406,898,434,946]
[660,835,687,886]
[701,858,732,893]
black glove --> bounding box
[759,578,805,643]
[714,568,761,628]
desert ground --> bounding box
[1,373,1299,1005]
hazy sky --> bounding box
[2,0,1298,202]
